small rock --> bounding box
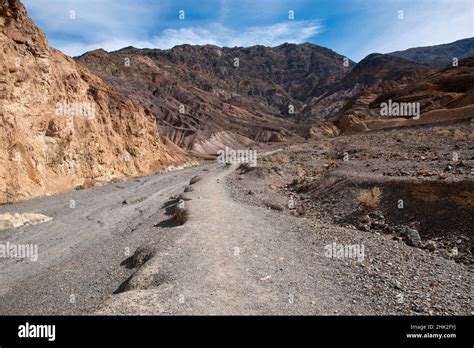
[396,293,404,304]
[401,226,422,248]
[268,203,283,211]
[359,214,371,224]
[425,240,437,251]
[412,303,425,313]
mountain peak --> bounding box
[1,0,49,57]
[389,37,474,67]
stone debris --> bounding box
[0,213,52,230]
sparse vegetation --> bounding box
[357,187,382,209]
[174,200,189,224]
[269,152,288,164]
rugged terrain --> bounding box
[390,37,474,67]
[77,38,474,153]
[0,155,470,315]
[301,55,474,134]
[228,120,473,265]
[0,0,189,203]
[76,44,353,153]
[0,0,472,317]
[2,0,473,203]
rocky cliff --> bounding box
[0,0,188,203]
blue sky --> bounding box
[22,0,473,61]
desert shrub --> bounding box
[174,200,189,224]
[357,187,382,209]
[270,152,288,164]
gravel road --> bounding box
[97,164,471,315]
[0,164,214,314]
[0,162,470,315]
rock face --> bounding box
[76,43,354,153]
[301,54,474,133]
[300,54,433,124]
[389,37,474,68]
[369,57,474,114]
[0,0,188,203]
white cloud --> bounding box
[55,21,322,56]
[150,21,322,49]
[23,0,471,61]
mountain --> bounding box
[389,38,474,67]
[300,53,433,126]
[77,38,474,143]
[0,0,188,203]
[362,56,474,130]
[2,0,472,203]
[76,43,354,153]
[302,53,474,134]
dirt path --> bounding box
[98,163,471,315]
[1,161,469,315]
[97,165,368,315]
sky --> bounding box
[22,0,474,61]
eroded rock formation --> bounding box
[0,0,188,203]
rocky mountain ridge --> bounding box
[78,38,474,145]
[389,37,474,67]
[76,43,355,152]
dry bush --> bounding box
[270,152,289,164]
[174,208,188,224]
[174,200,189,224]
[357,187,382,209]
[237,163,253,173]
[434,128,451,137]
[453,129,466,141]
[291,164,306,177]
